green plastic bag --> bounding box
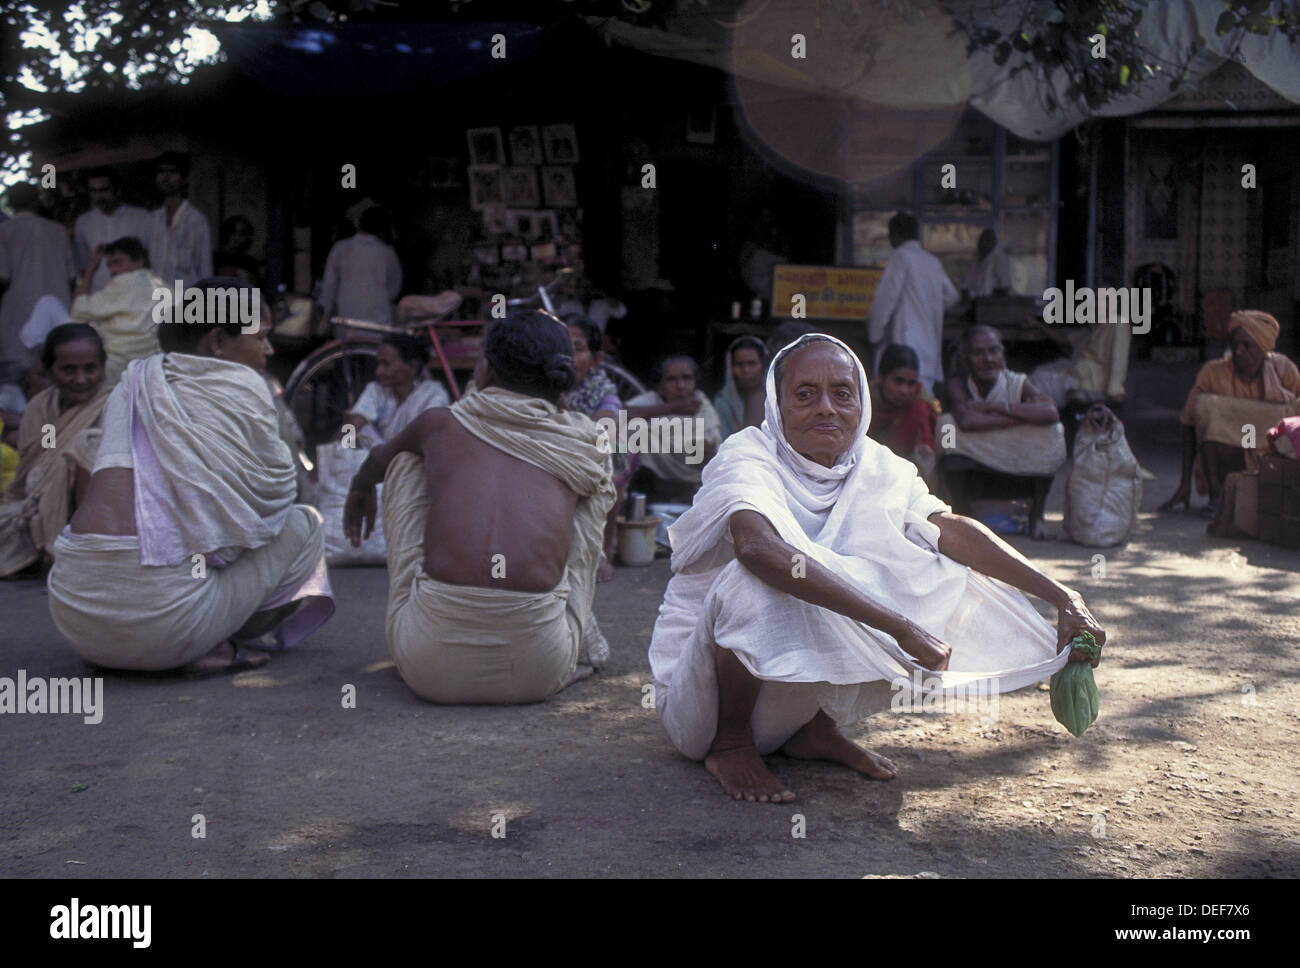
[1050,632,1101,737]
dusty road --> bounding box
[3,360,1298,878]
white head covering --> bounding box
[668,332,964,628]
[760,333,870,514]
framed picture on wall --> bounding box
[481,203,508,235]
[467,127,505,166]
[468,165,504,210]
[506,209,537,240]
[504,167,540,208]
[541,166,577,208]
[557,210,581,242]
[542,124,579,164]
[534,211,559,243]
[508,126,543,166]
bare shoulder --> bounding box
[412,406,458,447]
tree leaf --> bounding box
[1119,63,1130,85]
[1216,11,1237,35]
[994,40,1011,65]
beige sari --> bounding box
[0,385,108,576]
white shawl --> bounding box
[652,335,1066,735]
[127,354,296,565]
[667,334,969,638]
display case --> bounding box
[850,113,1058,297]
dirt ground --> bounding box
[3,358,1299,878]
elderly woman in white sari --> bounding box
[649,334,1105,803]
[48,277,335,676]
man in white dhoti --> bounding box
[649,334,1104,803]
[48,278,334,675]
[866,213,960,394]
[344,310,615,704]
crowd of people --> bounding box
[4,166,1290,803]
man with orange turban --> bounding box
[1161,311,1300,515]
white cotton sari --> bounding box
[649,334,1070,759]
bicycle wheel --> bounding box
[284,343,379,454]
[600,361,646,403]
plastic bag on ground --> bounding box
[1064,404,1142,547]
[316,440,387,565]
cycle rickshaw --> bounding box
[280,268,646,461]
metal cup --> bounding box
[627,492,647,521]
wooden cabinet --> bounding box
[850,113,1059,298]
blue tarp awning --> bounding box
[215,21,547,98]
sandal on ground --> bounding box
[182,643,271,679]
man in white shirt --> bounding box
[68,236,163,387]
[317,206,402,338]
[74,167,153,294]
[0,183,77,382]
[962,229,1013,298]
[866,212,960,394]
[148,152,212,289]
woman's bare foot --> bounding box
[780,712,898,780]
[182,641,270,679]
[561,662,595,689]
[704,745,796,803]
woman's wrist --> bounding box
[1050,583,1079,612]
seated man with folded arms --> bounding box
[1160,310,1300,516]
[48,277,335,676]
[936,326,1066,539]
[344,310,615,704]
[625,354,722,503]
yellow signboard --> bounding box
[771,264,883,321]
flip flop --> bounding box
[183,644,271,679]
[230,630,290,653]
